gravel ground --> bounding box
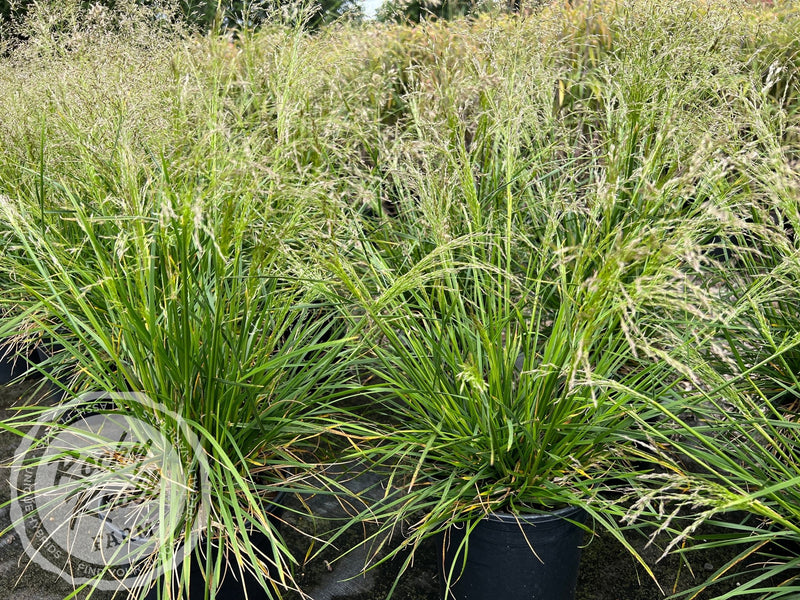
[0,379,746,600]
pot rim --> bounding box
[484,504,586,524]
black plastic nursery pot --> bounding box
[0,346,27,384]
[33,341,78,401]
[438,505,589,600]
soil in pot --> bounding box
[439,505,589,600]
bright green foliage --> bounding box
[0,179,354,597]
[0,0,799,598]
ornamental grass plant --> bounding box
[0,0,799,599]
[633,145,800,600]
[312,107,729,595]
[0,183,357,599]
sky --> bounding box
[362,0,383,18]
